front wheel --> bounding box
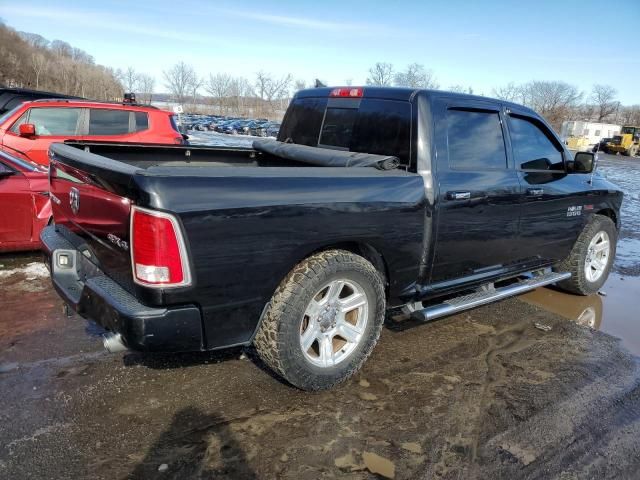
[253,250,385,391]
[556,214,617,295]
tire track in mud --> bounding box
[480,345,640,478]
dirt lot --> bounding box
[1,151,639,479]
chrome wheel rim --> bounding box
[299,279,369,368]
[584,231,610,283]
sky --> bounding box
[1,0,639,103]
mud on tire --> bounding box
[556,214,617,296]
[253,249,386,391]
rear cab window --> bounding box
[279,96,412,166]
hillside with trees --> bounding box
[0,20,122,100]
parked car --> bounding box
[0,99,186,165]
[0,147,51,252]
[248,120,271,137]
[41,86,622,391]
[220,120,247,135]
[265,122,281,138]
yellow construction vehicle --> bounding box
[604,126,640,156]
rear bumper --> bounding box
[40,226,204,352]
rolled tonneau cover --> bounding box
[253,139,400,170]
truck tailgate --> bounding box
[49,144,136,291]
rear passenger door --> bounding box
[506,108,586,264]
[430,99,522,286]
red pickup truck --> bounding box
[0,99,185,165]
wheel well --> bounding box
[311,242,390,295]
[596,208,618,229]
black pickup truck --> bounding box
[41,87,623,390]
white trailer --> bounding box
[560,121,621,146]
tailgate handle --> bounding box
[527,188,544,196]
[446,191,471,200]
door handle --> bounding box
[527,188,544,196]
[446,191,471,200]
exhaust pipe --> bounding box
[103,332,127,353]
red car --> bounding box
[0,148,51,252]
[0,100,185,165]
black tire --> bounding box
[253,249,385,391]
[556,215,617,295]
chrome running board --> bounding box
[409,270,571,322]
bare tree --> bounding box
[394,63,439,89]
[366,62,394,86]
[137,74,155,104]
[30,53,47,89]
[521,81,583,130]
[122,66,139,93]
[163,61,197,105]
[492,82,523,103]
[255,71,292,113]
[293,79,307,92]
[0,23,122,99]
[448,84,467,93]
[591,84,619,122]
[204,73,233,114]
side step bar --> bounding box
[409,271,571,322]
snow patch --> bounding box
[0,262,49,279]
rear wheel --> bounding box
[253,249,385,391]
[556,215,616,295]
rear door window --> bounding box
[446,109,507,170]
[88,109,131,135]
[22,108,82,136]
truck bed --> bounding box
[60,140,401,172]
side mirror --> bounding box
[572,152,596,174]
[19,123,36,138]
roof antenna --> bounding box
[314,79,326,88]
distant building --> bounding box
[560,121,621,145]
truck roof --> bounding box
[295,86,533,113]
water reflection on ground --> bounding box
[521,275,640,355]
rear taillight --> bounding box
[329,87,363,98]
[130,206,191,287]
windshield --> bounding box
[621,126,636,135]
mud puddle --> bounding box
[521,274,640,355]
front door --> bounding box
[429,99,522,287]
[506,109,587,264]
